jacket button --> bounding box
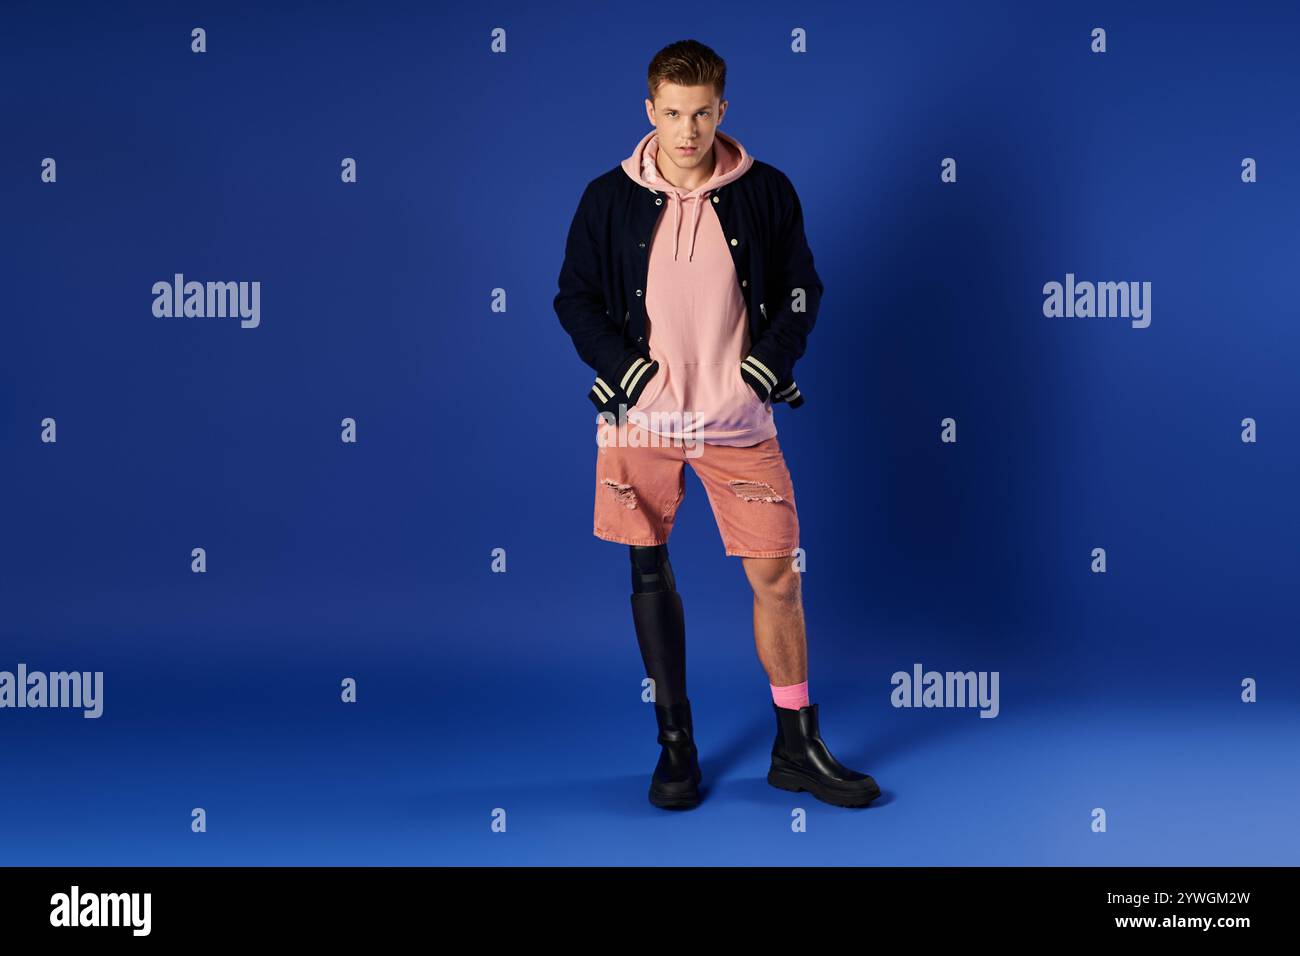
[638,241,645,248]
[730,238,738,246]
[637,336,644,342]
[635,289,643,296]
[712,195,719,203]
[655,198,663,205]
[741,279,747,287]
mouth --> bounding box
[678,146,698,154]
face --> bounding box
[645,82,728,174]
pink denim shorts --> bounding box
[593,419,800,558]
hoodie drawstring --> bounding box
[667,189,706,262]
[637,133,745,262]
[688,195,702,261]
[671,192,680,261]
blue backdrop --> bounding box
[2,0,1296,865]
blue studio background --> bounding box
[2,0,1297,866]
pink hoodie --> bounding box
[618,128,776,447]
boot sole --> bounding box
[649,771,703,809]
[648,789,700,809]
[767,767,880,808]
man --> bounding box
[554,39,880,810]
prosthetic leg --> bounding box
[629,544,702,809]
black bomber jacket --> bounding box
[553,153,823,418]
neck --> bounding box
[655,140,716,191]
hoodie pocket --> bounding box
[735,359,766,408]
[629,357,667,410]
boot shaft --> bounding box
[772,701,819,758]
[654,697,696,741]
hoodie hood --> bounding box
[621,128,754,261]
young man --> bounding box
[554,40,880,810]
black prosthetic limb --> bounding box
[629,544,701,809]
[629,544,686,707]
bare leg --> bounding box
[741,556,806,685]
[745,556,882,806]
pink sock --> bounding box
[770,680,809,710]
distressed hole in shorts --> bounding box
[601,477,638,509]
[728,479,784,503]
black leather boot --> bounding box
[649,698,702,809]
[767,702,880,807]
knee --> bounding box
[630,544,677,593]
[749,559,801,605]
